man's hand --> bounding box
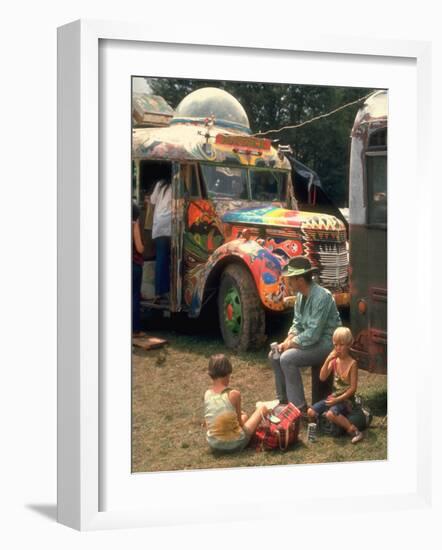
[278,338,290,353]
[278,335,299,353]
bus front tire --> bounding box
[218,264,265,351]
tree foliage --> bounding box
[147,77,375,206]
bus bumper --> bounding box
[333,291,350,307]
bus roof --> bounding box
[132,122,291,170]
[132,87,290,169]
[352,90,388,136]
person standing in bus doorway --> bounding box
[150,178,172,303]
[132,202,144,336]
[269,256,341,412]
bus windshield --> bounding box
[201,165,286,202]
[249,170,286,202]
[202,165,248,199]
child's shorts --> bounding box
[207,429,251,453]
[311,399,350,417]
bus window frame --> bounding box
[364,133,387,229]
[182,162,202,200]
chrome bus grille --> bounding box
[305,240,349,290]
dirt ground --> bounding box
[131,319,387,473]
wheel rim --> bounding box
[223,286,242,335]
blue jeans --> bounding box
[269,342,333,409]
[132,262,142,333]
[154,236,171,296]
[311,399,350,417]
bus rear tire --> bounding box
[218,264,266,351]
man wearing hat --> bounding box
[269,256,341,412]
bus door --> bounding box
[181,163,208,312]
[181,163,225,314]
[365,130,387,371]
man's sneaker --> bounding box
[351,430,364,444]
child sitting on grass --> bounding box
[204,354,269,453]
[307,327,364,444]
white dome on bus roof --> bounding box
[356,90,388,122]
[171,87,251,133]
[364,90,388,119]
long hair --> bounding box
[158,176,171,191]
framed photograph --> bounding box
[57,19,432,531]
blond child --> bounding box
[307,327,364,444]
[204,354,268,453]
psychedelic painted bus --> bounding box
[133,87,349,350]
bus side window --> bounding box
[189,165,201,197]
[366,154,387,225]
[366,128,387,225]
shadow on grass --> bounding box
[148,329,273,366]
[208,433,309,457]
[362,388,387,416]
[139,307,293,360]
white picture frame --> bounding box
[57,19,433,531]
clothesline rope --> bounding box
[251,92,374,138]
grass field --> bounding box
[132,317,387,473]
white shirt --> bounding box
[150,180,172,239]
